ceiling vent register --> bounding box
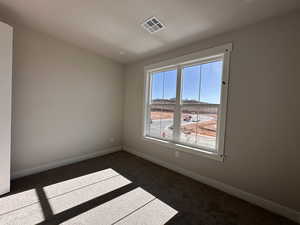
[142,17,165,33]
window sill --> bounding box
[143,136,224,162]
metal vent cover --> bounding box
[142,17,165,33]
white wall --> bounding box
[123,11,300,212]
[11,25,124,174]
[0,21,12,195]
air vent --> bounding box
[142,17,165,33]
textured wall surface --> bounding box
[11,25,124,173]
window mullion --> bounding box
[173,65,182,142]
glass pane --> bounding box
[181,61,223,104]
[180,60,222,150]
[182,65,201,103]
[148,105,174,140]
[151,72,163,101]
[200,61,223,104]
[179,106,218,149]
[151,69,177,104]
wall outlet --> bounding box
[109,137,115,143]
[175,151,180,158]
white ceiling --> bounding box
[0,0,299,63]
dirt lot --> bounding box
[151,111,173,120]
[181,121,216,137]
[151,111,217,137]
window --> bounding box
[143,44,231,161]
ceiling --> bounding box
[0,0,299,64]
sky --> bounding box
[151,60,223,104]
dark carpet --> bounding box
[2,151,297,225]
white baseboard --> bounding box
[123,145,300,224]
[12,145,122,180]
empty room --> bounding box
[0,0,299,224]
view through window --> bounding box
[145,56,226,153]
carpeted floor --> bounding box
[0,151,297,225]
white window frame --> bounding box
[142,43,232,161]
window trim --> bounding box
[142,43,232,161]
